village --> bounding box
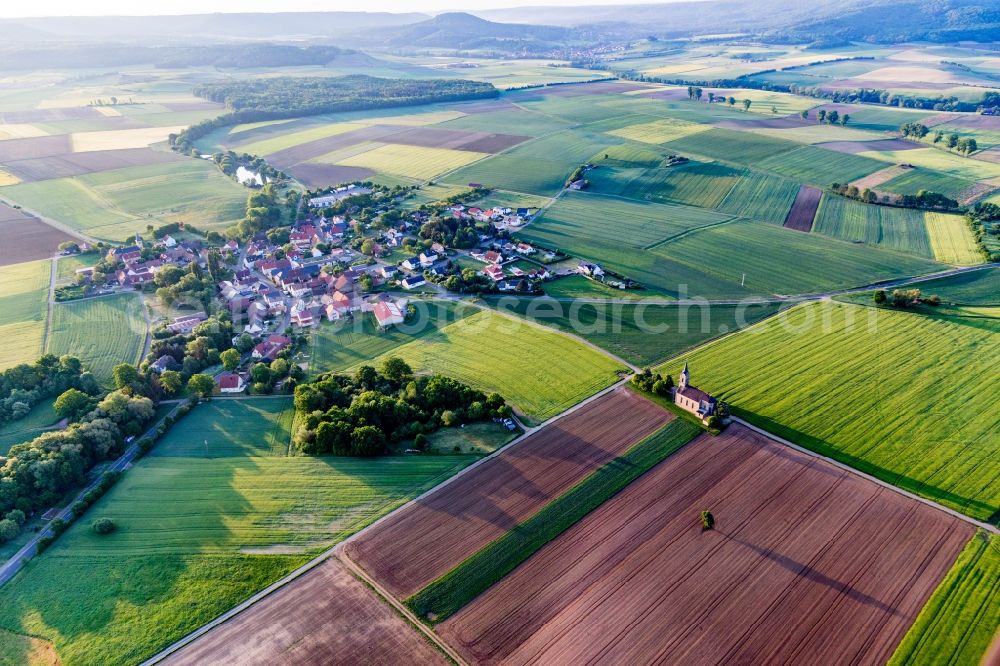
[56,184,622,395]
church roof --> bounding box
[677,384,715,403]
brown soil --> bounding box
[385,126,528,152]
[4,147,184,183]
[263,125,410,167]
[346,388,673,599]
[0,108,101,123]
[783,185,821,232]
[162,558,448,666]
[439,424,973,666]
[0,204,75,264]
[287,164,375,189]
[850,164,913,191]
[0,135,72,162]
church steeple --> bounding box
[679,362,689,390]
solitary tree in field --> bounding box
[701,511,715,531]
[800,109,809,120]
[771,105,777,114]
[873,289,887,305]
[727,96,736,107]
[840,113,850,126]
[742,99,751,112]
[818,109,827,124]
[708,92,715,103]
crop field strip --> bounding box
[812,194,935,258]
[438,425,974,666]
[0,397,478,665]
[407,418,701,621]
[662,301,1000,522]
[888,532,1000,666]
[161,559,449,666]
[924,212,984,265]
[782,185,821,231]
[0,203,75,265]
[340,307,624,423]
[345,388,673,599]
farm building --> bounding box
[373,300,406,329]
[672,363,717,422]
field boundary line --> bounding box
[732,417,999,535]
[143,378,630,664]
[338,550,469,666]
[42,256,56,353]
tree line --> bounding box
[292,358,510,456]
[169,75,498,155]
[0,355,99,425]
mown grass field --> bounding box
[0,160,247,241]
[48,294,146,386]
[0,259,49,370]
[407,418,701,621]
[862,147,1000,182]
[345,307,624,424]
[335,143,486,181]
[0,398,477,666]
[661,301,1000,522]
[924,212,984,265]
[492,298,783,366]
[543,274,645,300]
[812,194,934,257]
[888,531,1000,666]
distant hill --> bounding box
[367,12,574,52]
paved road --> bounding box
[0,404,179,588]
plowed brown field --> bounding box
[783,184,821,231]
[439,424,973,666]
[346,388,672,599]
[162,559,448,666]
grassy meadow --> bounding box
[660,301,1000,522]
[0,398,478,665]
[47,294,146,387]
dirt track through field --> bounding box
[438,424,973,666]
[783,185,821,231]
[161,558,449,666]
[346,388,672,599]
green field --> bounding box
[55,251,100,283]
[663,127,798,164]
[523,208,942,299]
[862,147,1000,182]
[812,194,934,257]
[755,144,886,186]
[492,298,784,366]
[518,190,734,253]
[879,167,976,200]
[0,398,477,665]
[889,532,1000,666]
[336,143,487,181]
[906,266,1000,304]
[341,306,624,424]
[407,418,702,621]
[660,301,1000,521]
[48,294,146,386]
[0,160,248,241]
[311,301,473,375]
[588,161,743,210]
[608,117,711,144]
[438,107,570,136]
[543,274,645,300]
[0,259,49,370]
[716,170,801,224]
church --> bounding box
[671,363,717,423]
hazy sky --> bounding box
[1,0,675,18]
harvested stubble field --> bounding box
[346,388,673,599]
[782,184,821,231]
[438,424,974,666]
[162,559,448,666]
